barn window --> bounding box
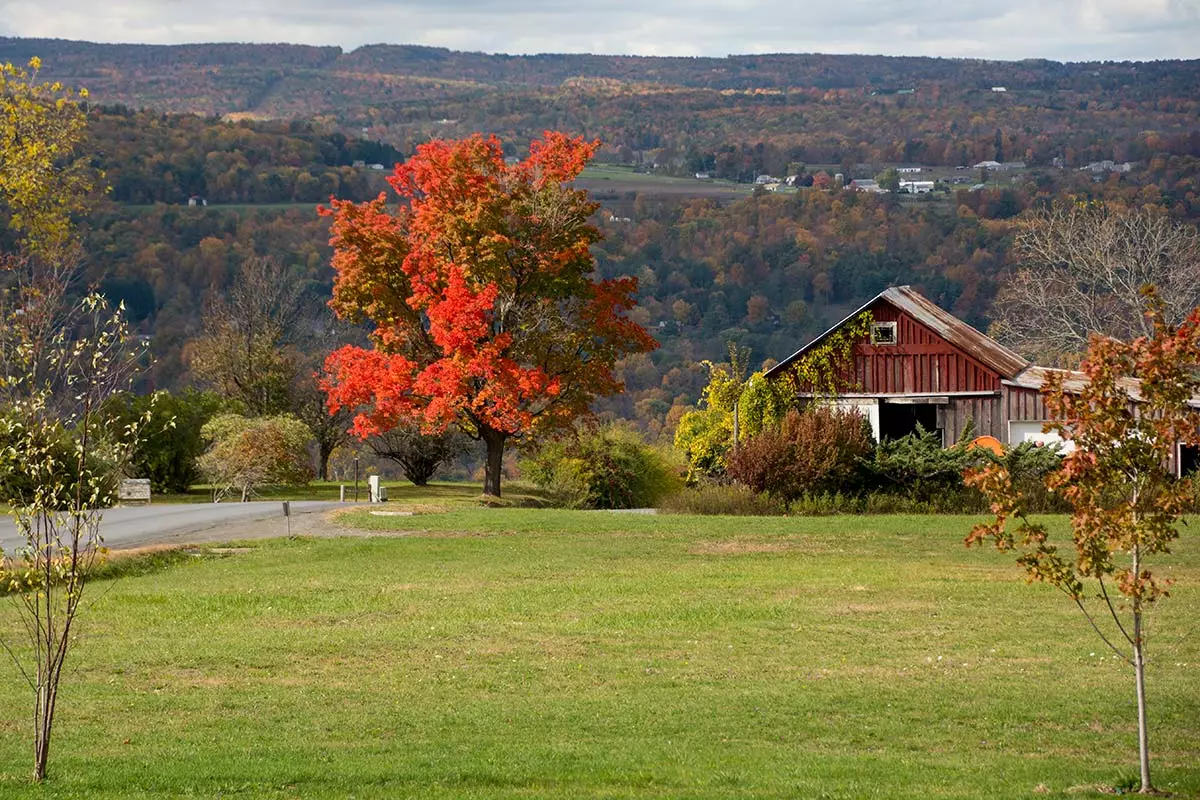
[870,321,897,345]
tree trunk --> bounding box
[318,439,333,482]
[481,427,506,498]
[33,683,51,781]
[1134,628,1152,793]
[1133,544,1153,793]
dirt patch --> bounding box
[689,540,795,556]
[689,537,837,556]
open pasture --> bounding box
[0,511,1196,798]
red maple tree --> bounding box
[320,132,656,496]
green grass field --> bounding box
[0,511,1196,798]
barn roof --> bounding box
[765,285,1030,380]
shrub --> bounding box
[726,406,874,508]
[865,427,984,506]
[199,413,314,502]
[525,426,681,509]
[673,407,732,482]
[865,430,1067,513]
[659,482,786,516]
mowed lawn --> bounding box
[0,511,1197,798]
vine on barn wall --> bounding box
[780,311,873,397]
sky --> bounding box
[2,0,1198,62]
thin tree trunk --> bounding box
[34,681,54,781]
[481,427,506,498]
[1133,544,1153,793]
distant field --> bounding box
[578,164,751,198]
[0,510,1196,798]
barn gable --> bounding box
[766,286,1032,444]
[765,286,1028,391]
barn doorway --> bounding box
[879,401,942,443]
[1179,444,1200,477]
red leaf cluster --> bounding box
[319,132,656,442]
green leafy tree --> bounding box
[198,414,314,502]
[103,390,225,493]
[875,167,901,193]
[369,424,465,487]
[965,298,1200,794]
[673,407,733,483]
[736,371,792,440]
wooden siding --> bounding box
[852,300,1003,394]
[1002,385,1052,431]
[937,395,1004,444]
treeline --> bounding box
[91,108,401,205]
[11,37,1197,185]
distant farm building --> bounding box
[765,285,1200,473]
[899,179,935,194]
[847,178,885,193]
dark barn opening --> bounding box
[880,401,941,443]
[1180,445,1200,477]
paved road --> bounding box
[0,501,349,554]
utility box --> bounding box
[368,475,387,503]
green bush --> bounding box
[103,390,225,493]
[525,426,681,509]
[659,482,786,516]
[865,430,1067,513]
[865,426,982,505]
[673,407,732,482]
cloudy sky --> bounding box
[2,0,1197,61]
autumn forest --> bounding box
[4,38,1200,438]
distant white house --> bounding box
[188,195,208,207]
[1081,160,1133,173]
[991,86,1007,92]
[754,174,778,185]
[899,180,935,194]
[973,160,1025,171]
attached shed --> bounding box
[765,286,1067,446]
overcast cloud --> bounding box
[2,0,1198,61]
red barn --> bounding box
[765,285,1108,449]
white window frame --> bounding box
[870,321,898,345]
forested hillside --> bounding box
[3,39,1198,436]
